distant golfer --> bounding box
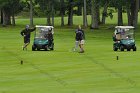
[75,25,85,53]
[44,28,54,47]
[20,25,36,50]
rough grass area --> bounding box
[0,16,140,93]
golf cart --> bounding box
[32,25,54,51]
[113,26,136,51]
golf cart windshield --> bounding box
[35,25,54,39]
[115,26,134,40]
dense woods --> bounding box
[0,0,139,28]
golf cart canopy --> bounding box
[115,26,134,29]
[114,26,135,40]
[35,25,54,39]
[36,25,54,28]
[36,25,54,33]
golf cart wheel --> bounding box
[113,46,118,51]
[50,47,54,50]
[50,48,54,50]
[120,45,124,51]
[45,45,48,51]
[32,45,36,51]
[50,43,54,50]
[133,46,137,51]
[37,48,40,51]
[127,49,130,51]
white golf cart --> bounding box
[113,26,137,51]
[32,25,54,51]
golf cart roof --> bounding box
[115,26,134,29]
[36,25,54,28]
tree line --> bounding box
[0,0,139,28]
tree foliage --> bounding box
[0,0,139,28]
[0,0,26,25]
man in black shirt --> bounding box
[20,25,36,50]
[75,25,85,53]
[44,28,54,47]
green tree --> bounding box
[77,0,82,16]
[60,0,65,26]
[29,0,34,27]
[35,0,59,26]
[0,0,12,26]
[35,0,50,25]
[116,0,124,26]
[101,0,109,24]
[131,0,139,28]
[22,0,34,27]
[125,0,139,27]
[67,0,74,26]
[0,0,24,26]
[91,0,99,29]
[83,0,88,27]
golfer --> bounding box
[44,28,54,47]
[20,25,36,50]
[75,25,85,53]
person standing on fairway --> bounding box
[75,25,85,53]
[20,25,36,50]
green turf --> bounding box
[0,16,140,93]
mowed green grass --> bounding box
[0,16,140,93]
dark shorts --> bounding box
[24,38,30,43]
[76,38,82,41]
